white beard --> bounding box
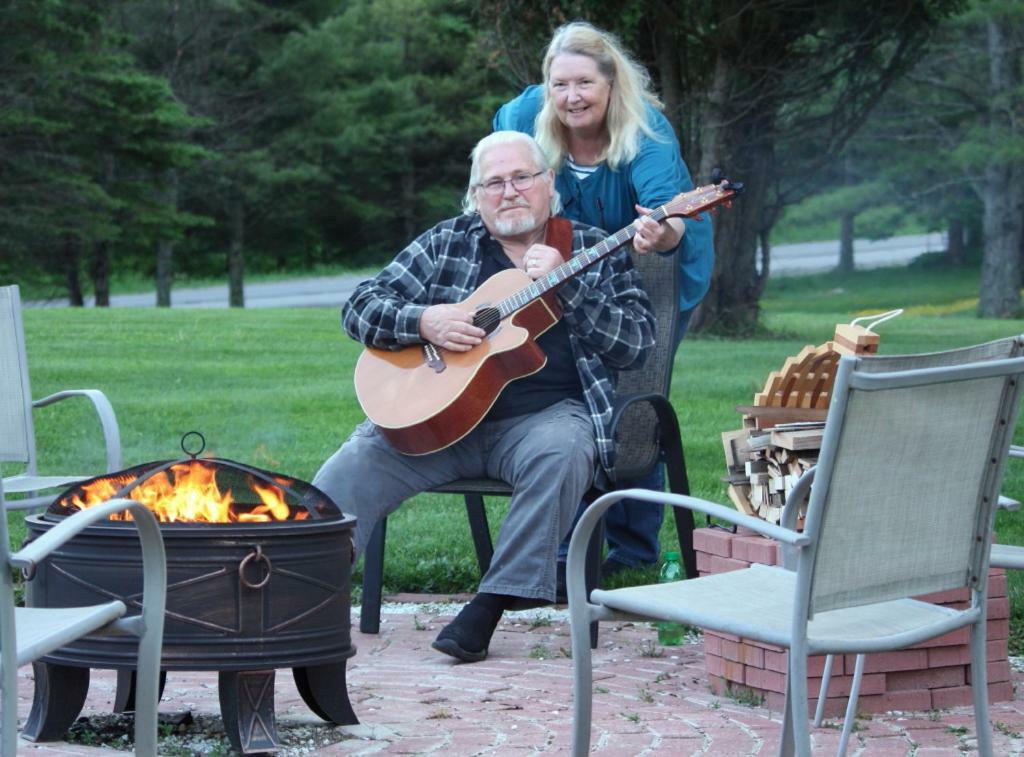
[492,207,540,237]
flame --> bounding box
[67,462,307,523]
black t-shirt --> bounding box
[477,234,584,421]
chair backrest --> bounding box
[0,479,18,706]
[610,251,680,480]
[799,336,1024,616]
[0,285,36,469]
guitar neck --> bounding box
[494,213,655,318]
[490,180,740,320]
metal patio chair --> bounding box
[359,245,695,637]
[0,479,167,756]
[1,284,123,511]
[566,336,1024,757]
[817,440,1024,756]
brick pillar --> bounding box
[694,527,1011,716]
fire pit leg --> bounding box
[21,661,90,742]
[218,669,280,754]
[113,669,168,713]
[293,662,359,725]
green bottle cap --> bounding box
[664,550,680,560]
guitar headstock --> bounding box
[658,179,744,220]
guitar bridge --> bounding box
[423,343,445,373]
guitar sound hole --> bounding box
[473,307,500,335]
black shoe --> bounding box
[431,603,500,663]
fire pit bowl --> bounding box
[22,437,359,754]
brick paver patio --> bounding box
[10,599,1024,755]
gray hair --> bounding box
[462,131,563,215]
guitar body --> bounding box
[353,268,561,455]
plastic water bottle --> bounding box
[656,550,685,646]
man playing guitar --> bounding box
[313,130,655,663]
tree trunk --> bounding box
[837,213,855,273]
[156,170,178,307]
[836,154,856,273]
[90,241,111,307]
[691,53,775,335]
[979,164,1023,317]
[978,18,1023,318]
[946,217,965,266]
[63,237,84,307]
[653,15,685,146]
[91,155,115,307]
[967,215,983,256]
[696,55,729,189]
[228,197,245,308]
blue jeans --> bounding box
[560,307,694,568]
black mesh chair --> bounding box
[359,247,696,637]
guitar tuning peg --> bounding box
[710,167,724,184]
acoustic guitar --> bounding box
[354,180,742,455]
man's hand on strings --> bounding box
[419,304,485,352]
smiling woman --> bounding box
[546,53,612,149]
[493,21,716,578]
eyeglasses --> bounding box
[476,171,545,197]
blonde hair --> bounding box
[536,22,662,170]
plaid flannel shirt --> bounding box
[343,213,655,475]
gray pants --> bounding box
[313,399,596,602]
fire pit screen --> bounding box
[51,432,335,524]
[23,433,358,754]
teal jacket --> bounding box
[493,84,714,313]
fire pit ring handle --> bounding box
[181,430,206,459]
[239,545,272,589]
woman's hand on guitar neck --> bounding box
[419,304,486,352]
[632,204,684,254]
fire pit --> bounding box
[21,434,358,754]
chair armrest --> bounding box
[778,467,816,569]
[15,498,167,656]
[607,392,681,482]
[13,499,163,579]
[564,488,810,603]
[608,391,671,433]
[34,389,122,472]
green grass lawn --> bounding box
[7,260,1024,645]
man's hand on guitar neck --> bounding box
[419,304,486,352]
[522,243,561,279]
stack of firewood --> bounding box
[721,320,888,525]
[722,422,824,525]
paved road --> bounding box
[24,275,367,309]
[767,231,946,276]
[24,232,946,309]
